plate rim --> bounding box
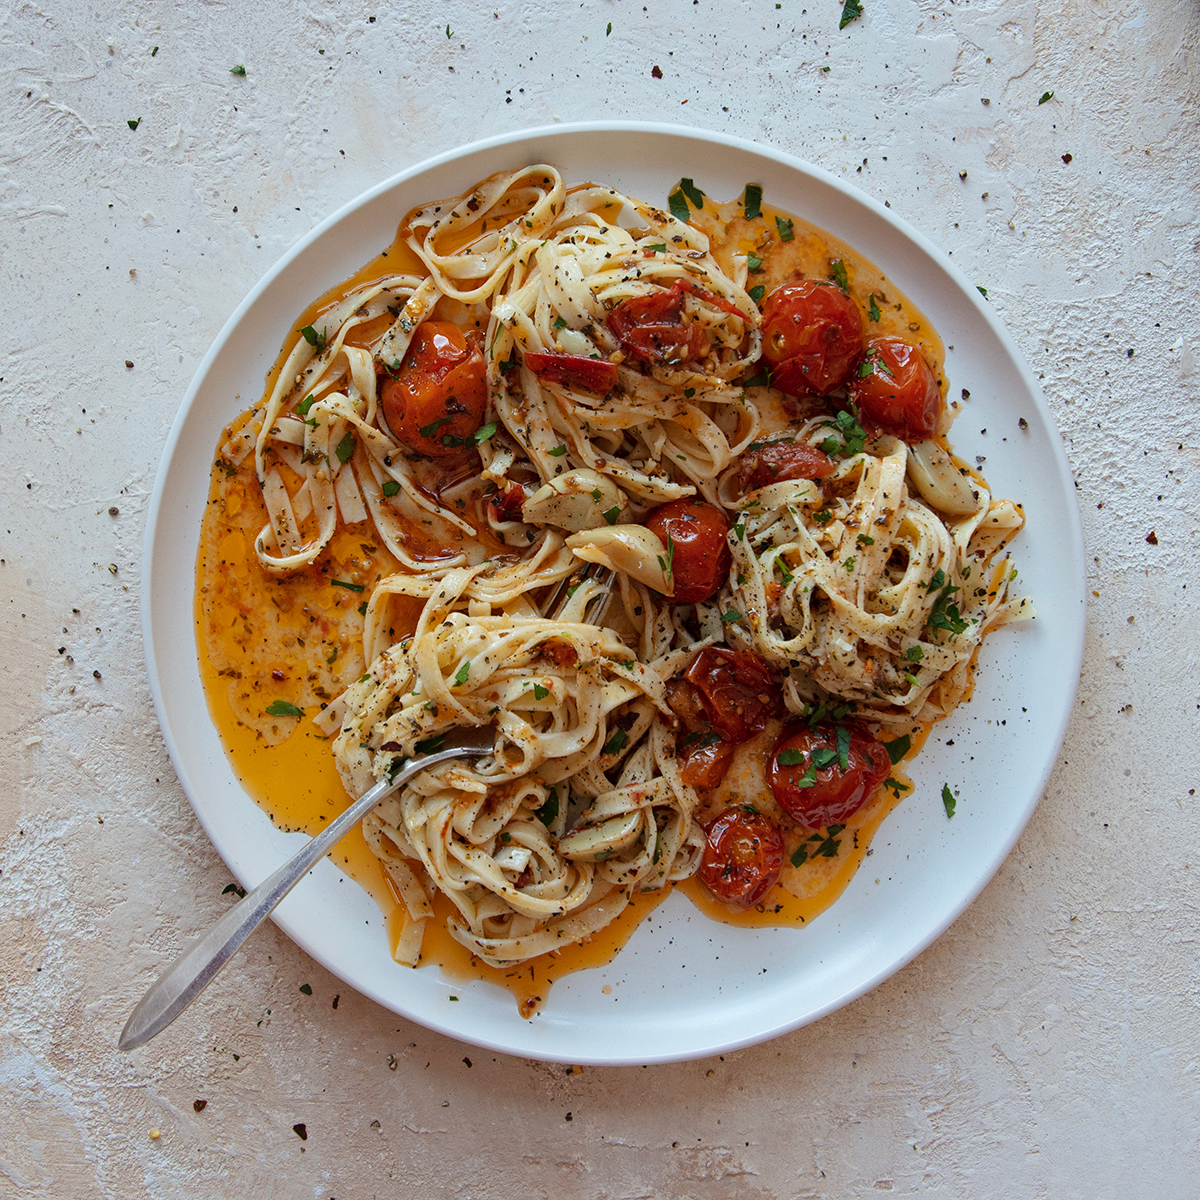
[141,121,1087,1064]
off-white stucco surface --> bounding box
[1,1,1197,1196]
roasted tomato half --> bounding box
[848,337,943,441]
[699,808,786,908]
[644,498,731,604]
[760,281,864,396]
[738,439,836,492]
[768,721,891,829]
[683,647,780,744]
[380,322,487,456]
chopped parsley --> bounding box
[747,252,763,273]
[230,64,246,76]
[681,177,705,208]
[335,432,355,464]
[603,729,628,755]
[720,609,744,623]
[553,316,568,329]
[646,242,667,252]
[331,579,365,592]
[775,216,794,241]
[749,284,766,303]
[942,783,957,818]
[835,725,851,772]
[415,734,445,754]
[883,734,911,765]
[868,293,882,322]
[843,556,856,572]
[743,183,763,220]
[296,394,316,417]
[603,505,620,525]
[828,258,850,291]
[472,421,498,446]
[811,746,838,771]
[533,683,549,700]
[381,479,401,497]
[856,533,875,547]
[299,324,327,353]
[536,788,560,827]
[1038,90,1054,105]
[857,349,895,379]
[127,117,141,130]
[839,0,863,27]
[547,444,568,457]
[454,661,470,686]
[419,416,452,439]
[777,747,805,767]
[903,645,924,662]
[978,285,989,298]
[883,776,911,799]
[265,700,303,718]
[668,187,691,223]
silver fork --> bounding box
[118,724,495,1051]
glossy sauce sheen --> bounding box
[196,182,945,1011]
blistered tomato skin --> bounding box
[849,337,943,441]
[761,281,865,397]
[379,322,488,456]
[738,439,837,491]
[644,499,732,604]
[768,722,892,829]
[699,808,786,908]
[683,647,779,743]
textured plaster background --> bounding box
[1,0,1197,1196]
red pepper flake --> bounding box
[1146,530,1158,545]
[1062,153,1073,163]
[293,1123,308,1140]
[193,1099,207,1113]
[651,65,663,78]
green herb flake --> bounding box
[222,883,246,898]
[553,316,568,329]
[127,117,141,130]
[734,522,746,541]
[835,725,851,772]
[330,579,365,592]
[414,734,445,755]
[548,444,568,457]
[775,216,794,241]
[536,788,560,827]
[668,188,691,224]
[265,700,303,718]
[606,20,612,34]
[299,983,313,995]
[839,0,863,28]
[904,645,924,662]
[335,433,355,464]
[790,845,809,867]
[230,64,246,76]
[829,258,850,291]
[749,284,766,303]
[357,601,368,616]
[747,252,763,273]
[843,556,856,572]
[472,421,498,446]
[883,776,911,798]
[856,533,875,547]
[603,729,628,756]
[777,747,805,766]
[296,394,316,417]
[646,242,667,252]
[942,783,957,818]
[381,479,401,497]
[299,324,327,352]
[603,505,620,525]
[1038,90,1054,105]
[681,177,705,208]
[811,746,838,770]
[743,183,763,220]
[720,609,744,623]
[884,734,911,765]
[453,661,470,686]
[868,294,882,322]
[419,416,451,439]
[533,683,549,700]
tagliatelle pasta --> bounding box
[197,165,1033,991]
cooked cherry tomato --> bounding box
[738,439,836,492]
[380,322,487,456]
[699,808,785,908]
[644,498,731,604]
[768,721,891,829]
[678,737,736,789]
[683,647,779,743]
[760,281,864,396]
[488,482,526,523]
[524,350,618,393]
[848,337,942,440]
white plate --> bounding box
[143,123,1086,1064]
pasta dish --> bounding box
[198,165,1032,988]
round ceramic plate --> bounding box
[143,123,1086,1064]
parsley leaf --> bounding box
[1038,90,1054,105]
[646,242,667,252]
[381,479,401,497]
[747,252,763,273]
[749,284,766,303]
[828,259,850,291]
[868,293,882,322]
[299,324,327,353]
[603,505,620,525]
[472,421,498,446]
[230,64,247,76]
[668,187,691,223]
[419,416,451,439]
[775,216,794,241]
[330,579,364,592]
[681,177,705,208]
[720,609,744,623]
[777,747,805,766]
[296,394,316,417]
[265,700,303,718]
[903,645,924,662]
[811,746,838,771]
[533,683,549,700]
[603,729,628,755]
[335,432,355,464]
[414,734,445,755]
[553,316,568,329]
[883,734,910,765]
[835,725,851,772]
[942,783,957,818]
[839,0,863,28]
[743,183,763,220]
[536,788,560,827]
[454,661,470,686]
[547,444,568,457]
